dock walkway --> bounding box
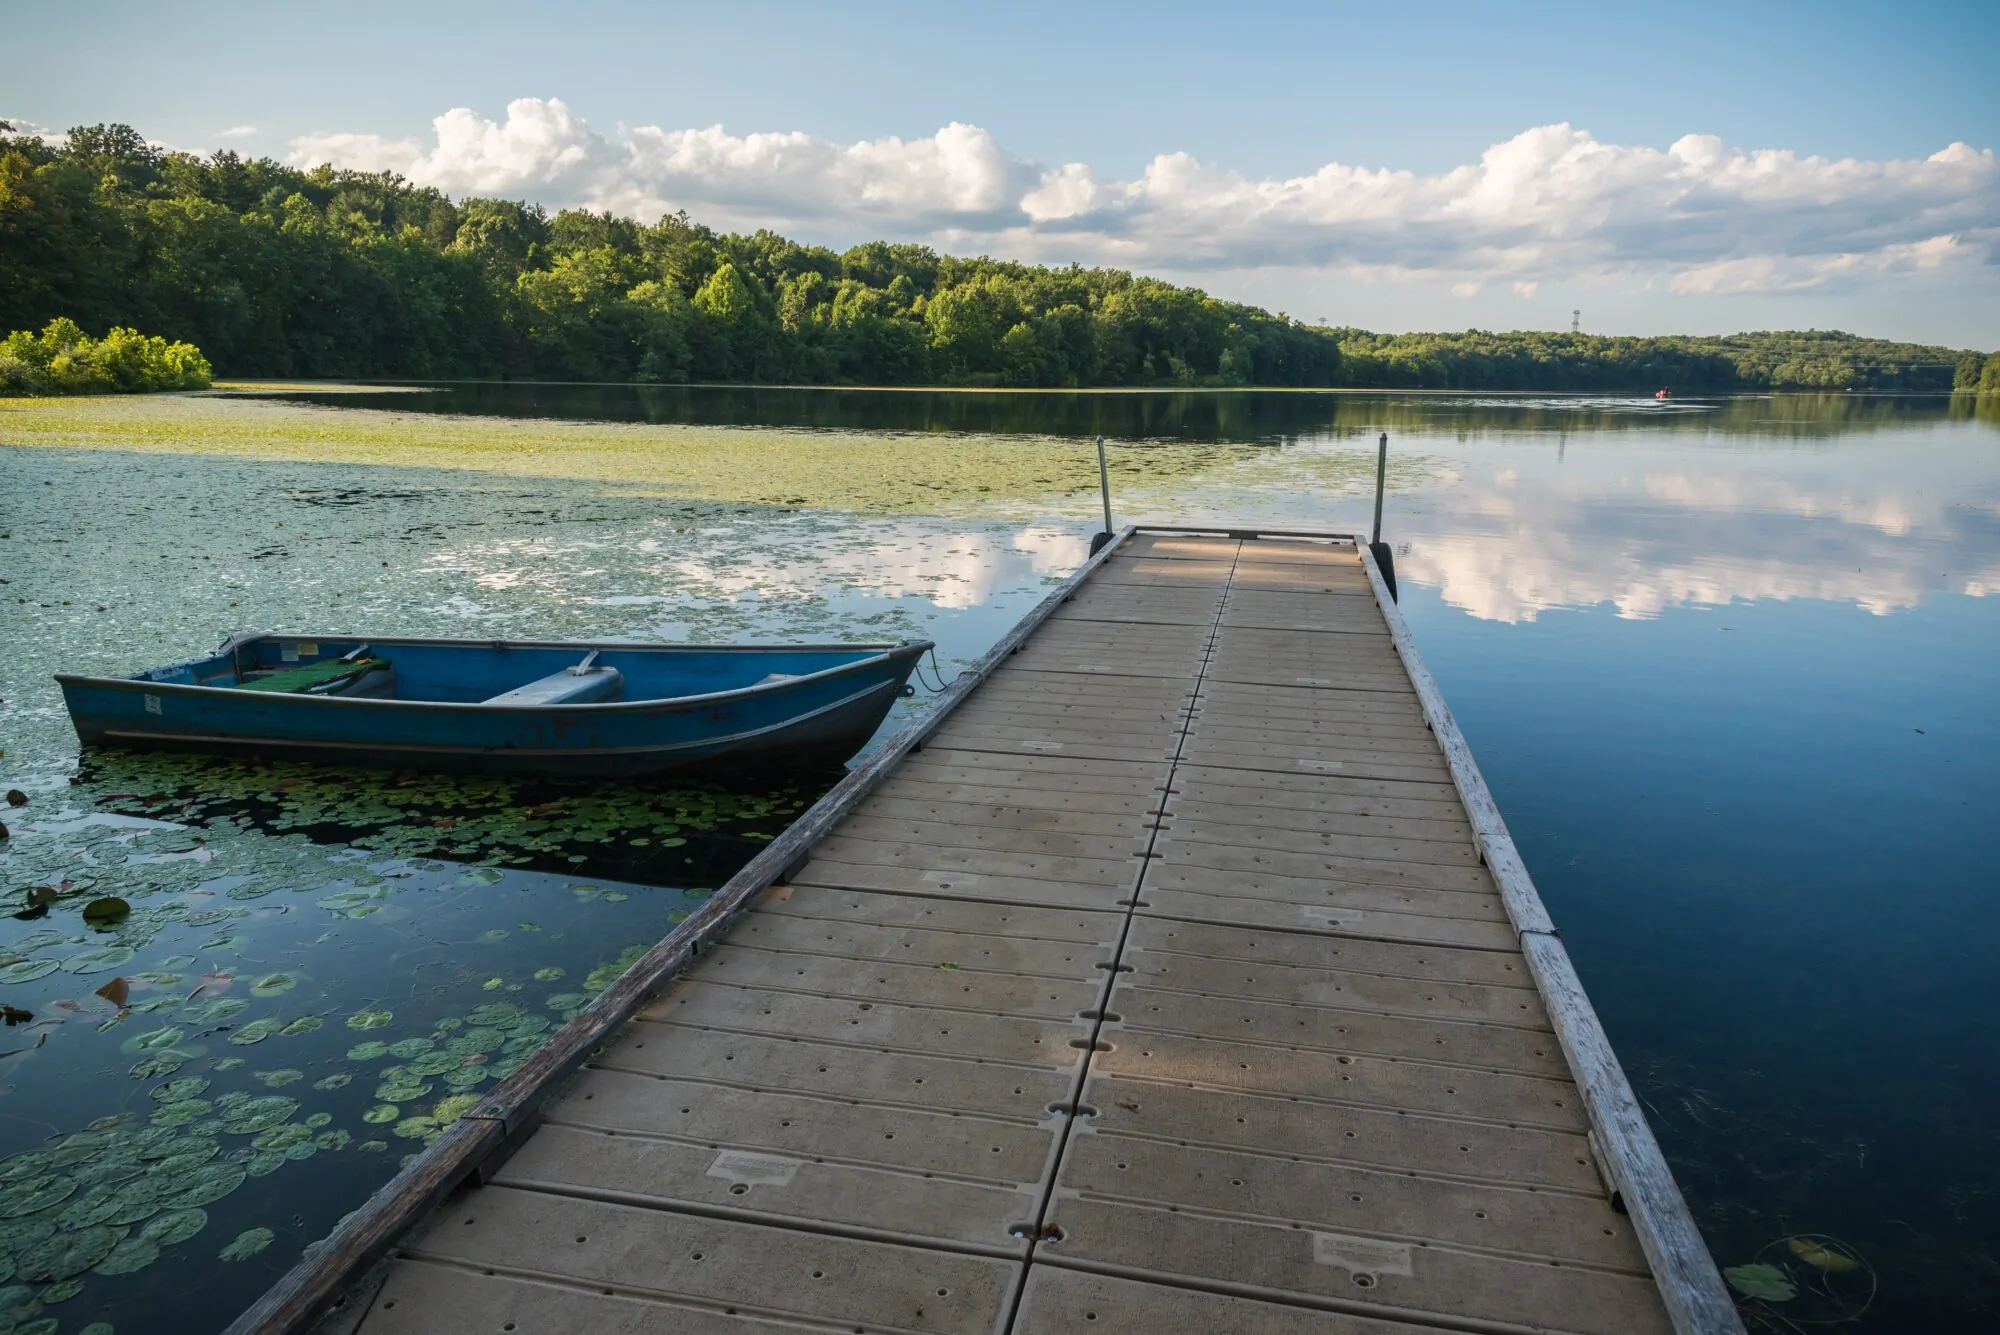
[280,531,1739,1335]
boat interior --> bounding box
[128,636,899,705]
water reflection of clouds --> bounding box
[1392,429,2000,622]
[656,523,1082,611]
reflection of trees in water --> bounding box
[250,384,1986,443]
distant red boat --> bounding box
[1655,387,1673,399]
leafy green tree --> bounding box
[0,118,1985,392]
[0,316,211,393]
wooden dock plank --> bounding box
[380,1189,1020,1331]
[323,529,1731,1335]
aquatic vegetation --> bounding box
[217,1228,273,1262]
[1725,1263,1796,1302]
[1724,1234,1876,1327]
[0,395,1293,514]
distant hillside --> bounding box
[3,121,1993,392]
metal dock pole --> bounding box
[1370,430,1398,600]
[1090,434,1115,554]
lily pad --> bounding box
[311,1073,353,1091]
[316,889,383,918]
[243,1151,285,1178]
[18,1224,120,1281]
[374,1080,433,1103]
[279,1016,322,1037]
[130,1053,192,1080]
[218,1227,274,1262]
[57,1188,122,1229]
[82,897,132,929]
[315,1130,351,1152]
[150,1099,212,1128]
[1724,1262,1797,1302]
[407,1052,461,1077]
[121,1025,185,1055]
[1785,1236,1862,1273]
[386,1037,435,1059]
[249,973,297,997]
[361,1105,399,1125]
[345,1008,393,1031]
[432,1094,480,1125]
[140,1207,207,1245]
[532,967,564,981]
[0,960,58,984]
[93,1235,160,1275]
[228,1018,283,1045]
[163,1162,247,1208]
[151,1076,211,1102]
[465,1002,521,1027]
[459,867,504,885]
[0,1176,77,1218]
[253,1069,303,1088]
[184,997,247,1024]
[63,946,136,975]
[219,1095,298,1134]
[251,1124,312,1152]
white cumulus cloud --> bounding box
[287,98,2000,301]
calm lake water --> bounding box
[1,386,1995,1333]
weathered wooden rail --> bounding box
[237,526,1742,1335]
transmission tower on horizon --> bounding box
[1572,309,1580,334]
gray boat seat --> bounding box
[483,665,623,706]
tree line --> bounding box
[2,122,1992,393]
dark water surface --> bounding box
[3,387,1996,1332]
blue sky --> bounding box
[10,0,1998,345]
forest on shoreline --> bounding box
[5,122,1995,395]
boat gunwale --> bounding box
[95,674,902,760]
[55,636,932,716]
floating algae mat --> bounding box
[0,392,1365,516]
[0,440,1131,1333]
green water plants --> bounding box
[218,1227,273,1262]
[18,1224,121,1281]
[82,897,133,928]
[93,1236,160,1275]
[1724,1262,1796,1301]
[140,1207,207,1245]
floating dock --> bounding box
[242,528,1742,1335]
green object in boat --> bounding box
[238,657,390,694]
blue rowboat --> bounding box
[55,633,932,777]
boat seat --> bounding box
[483,665,623,707]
